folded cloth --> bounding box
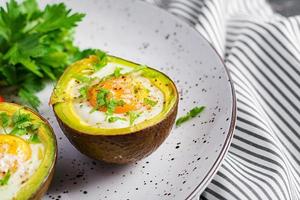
[147,0,300,199]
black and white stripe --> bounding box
[148,0,300,199]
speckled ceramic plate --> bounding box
[34,0,236,199]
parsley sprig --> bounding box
[0,0,102,110]
[176,106,205,127]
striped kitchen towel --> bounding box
[147,0,300,199]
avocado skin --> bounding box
[29,167,55,200]
[55,101,178,164]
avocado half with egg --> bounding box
[50,55,178,164]
[0,103,57,200]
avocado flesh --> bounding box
[51,55,178,164]
[0,103,57,200]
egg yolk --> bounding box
[88,76,148,114]
[0,135,31,171]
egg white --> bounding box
[0,131,44,200]
[71,63,164,129]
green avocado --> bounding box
[0,103,57,200]
[51,55,178,164]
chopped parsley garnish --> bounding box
[0,109,42,143]
[79,86,88,99]
[176,106,205,127]
[94,50,108,71]
[108,116,126,123]
[10,127,27,136]
[0,170,11,186]
[11,111,32,135]
[96,88,110,107]
[94,88,125,118]
[144,98,158,107]
[106,99,125,116]
[106,99,118,116]
[74,76,97,99]
[113,67,123,77]
[127,111,141,125]
[29,133,41,143]
[0,112,10,133]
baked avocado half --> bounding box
[50,55,178,164]
[0,103,57,200]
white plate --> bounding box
[33,0,236,199]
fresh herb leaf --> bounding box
[22,75,45,93]
[9,109,40,141]
[96,88,110,107]
[74,75,97,100]
[106,99,118,116]
[94,50,107,71]
[14,121,32,129]
[175,115,190,127]
[94,88,125,116]
[108,116,126,123]
[0,112,11,133]
[70,48,99,63]
[10,109,32,135]
[34,3,85,33]
[176,106,205,127]
[106,99,126,116]
[144,98,158,107]
[28,133,40,143]
[11,110,31,127]
[18,88,41,110]
[29,122,41,132]
[113,67,122,77]
[79,86,88,98]
[10,127,27,136]
[128,111,140,125]
[189,106,205,117]
[0,170,11,186]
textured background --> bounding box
[269,0,300,16]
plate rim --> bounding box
[134,1,237,199]
[186,46,237,199]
